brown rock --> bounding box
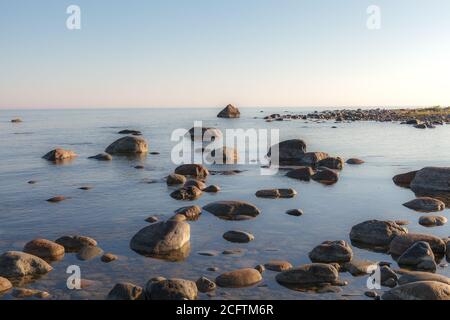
[175,164,209,179]
[42,148,77,162]
[23,239,65,261]
[393,171,418,188]
[105,136,148,154]
[215,268,262,288]
[264,260,293,272]
[389,233,446,256]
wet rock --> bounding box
[350,220,407,248]
[11,118,22,123]
[101,253,117,263]
[365,291,378,298]
[118,129,142,135]
[397,241,436,272]
[145,216,159,223]
[0,277,12,293]
[207,267,219,272]
[169,214,187,222]
[166,173,186,186]
[196,277,216,293]
[222,230,254,243]
[0,251,53,278]
[203,201,260,221]
[107,282,143,300]
[264,260,293,272]
[419,215,447,227]
[215,268,262,288]
[395,220,410,226]
[175,164,209,179]
[209,147,239,164]
[381,266,399,287]
[217,104,240,118]
[344,260,378,276]
[286,209,303,216]
[275,264,339,288]
[255,265,265,274]
[346,158,365,165]
[285,167,315,181]
[46,196,67,203]
[389,233,446,256]
[222,248,244,255]
[309,240,353,263]
[410,167,450,194]
[42,148,77,162]
[403,197,445,212]
[23,239,65,261]
[76,246,103,261]
[88,153,112,161]
[174,205,202,221]
[255,188,297,199]
[203,185,221,193]
[311,168,339,185]
[12,288,50,299]
[130,221,190,257]
[105,136,148,154]
[267,139,307,165]
[170,186,202,200]
[318,157,344,170]
[382,281,450,300]
[184,179,206,190]
[55,235,97,252]
[393,171,418,188]
[146,278,198,300]
[398,271,450,286]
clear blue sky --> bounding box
[1,0,450,108]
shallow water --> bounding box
[1,108,449,300]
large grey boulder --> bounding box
[267,139,307,165]
[397,241,437,272]
[105,136,148,154]
[410,167,450,194]
[0,251,53,278]
[389,233,446,256]
[350,220,407,248]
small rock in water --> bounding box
[134,165,145,169]
[78,186,93,190]
[217,104,240,118]
[107,282,143,300]
[105,136,148,154]
[344,259,378,276]
[285,167,315,181]
[380,266,398,287]
[184,179,206,190]
[215,268,262,288]
[146,278,198,300]
[203,185,221,193]
[364,291,378,298]
[42,148,77,162]
[12,288,50,299]
[170,186,202,201]
[395,220,410,226]
[0,251,53,278]
[145,216,159,223]
[255,265,265,274]
[286,209,303,216]
[197,250,219,257]
[101,253,117,263]
[46,196,67,203]
[174,205,202,221]
[175,164,209,179]
[88,153,112,161]
[275,263,340,289]
[397,241,437,272]
[0,277,12,293]
[309,240,353,263]
[349,220,407,248]
[222,248,244,255]
[118,129,142,135]
[196,277,216,293]
[392,171,418,188]
[419,215,447,227]
[346,158,365,165]
[203,201,260,221]
[389,233,446,256]
[11,118,22,123]
[166,173,186,186]
[255,188,297,199]
[402,197,445,212]
[223,230,254,243]
[264,260,293,272]
[23,239,65,261]
[207,267,219,272]
[27,180,37,184]
[398,271,450,286]
[311,168,339,185]
[76,246,103,261]
[55,235,97,252]
[318,157,344,170]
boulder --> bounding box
[175,164,209,179]
[389,233,446,256]
[11,118,22,123]
[203,201,260,221]
[275,264,339,288]
[55,235,97,252]
[184,179,207,190]
[203,185,221,193]
[380,266,399,287]
[393,171,418,188]
[88,153,112,161]
[344,260,378,276]
[255,188,297,199]
[346,158,365,165]
[0,277,12,293]
[217,104,240,118]
[267,139,307,165]
[398,271,450,286]
[286,209,304,216]
[76,246,103,261]
[309,240,353,263]
[410,167,450,194]
[42,148,77,162]
[174,205,202,221]
[318,157,344,170]
[196,277,216,293]
[419,215,447,227]
[382,281,450,300]
[166,174,186,186]
[223,231,254,243]
[397,241,436,272]
[107,282,143,300]
[312,168,339,185]
[264,260,293,272]
[170,186,202,200]
[350,220,407,248]
[105,136,148,154]
[101,253,117,263]
[215,268,262,288]
[23,239,65,261]
[285,167,315,181]
[0,251,53,278]
[403,197,445,212]
[130,221,190,257]
[146,278,198,300]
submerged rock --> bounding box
[146,278,198,300]
[393,171,418,188]
[105,136,148,154]
[166,173,186,186]
[397,241,437,272]
[285,167,315,181]
[88,153,112,161]
[170,186,202,201]
[0,251,53,278]
[264,260,293,272]
[76,246,103,261]
[217,104,240,118]
[174,164,209,179]
[42,148,77,162]
[419,215,447,227]
[350,220,407,248]
[196,277,216,293]
[382,281,450,300]
[55,235,97,252]
[203,185,221,193]
[184,179,206,190]
[23,239,65,261]
[12,288,50,299]
[389,233,446,256]
[403,197,445,212]
[311,168,339,185]
[107,282,143,300]
[275,264,339,288]
[309,240,353,263]
[344,260,378,276]
[118,129,142,135]
[255,188,297,199]
[346,158,365,165]
[215,268,262,288]
[223,230,254,243]
[203,201,260,221]
[46,196,67,203]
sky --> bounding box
[1,0,450,109]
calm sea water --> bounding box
[1,108,450,300]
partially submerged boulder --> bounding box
[42,148,77,162]
[217,104,240,118]
[318,157,344,170]
[350,220,407,249]
[275,264,340,289]
[403,197,445,212]
[203,201,260,221]
[174,164,209,179]
[285,167,315,181]
[382,281,450,300]
[397,241,437,272]
[0,251,53,278]
[105,136,148,154]
[107,282,143,300]
[23,239,65,261]
[312,168,339,185]
[410,167,450,195]
[389,233,446,256]
[146,278,198,300]
[309,240,353,263]
[393,171,418,188]
[255,188,297,199]
[215,268,262,288]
